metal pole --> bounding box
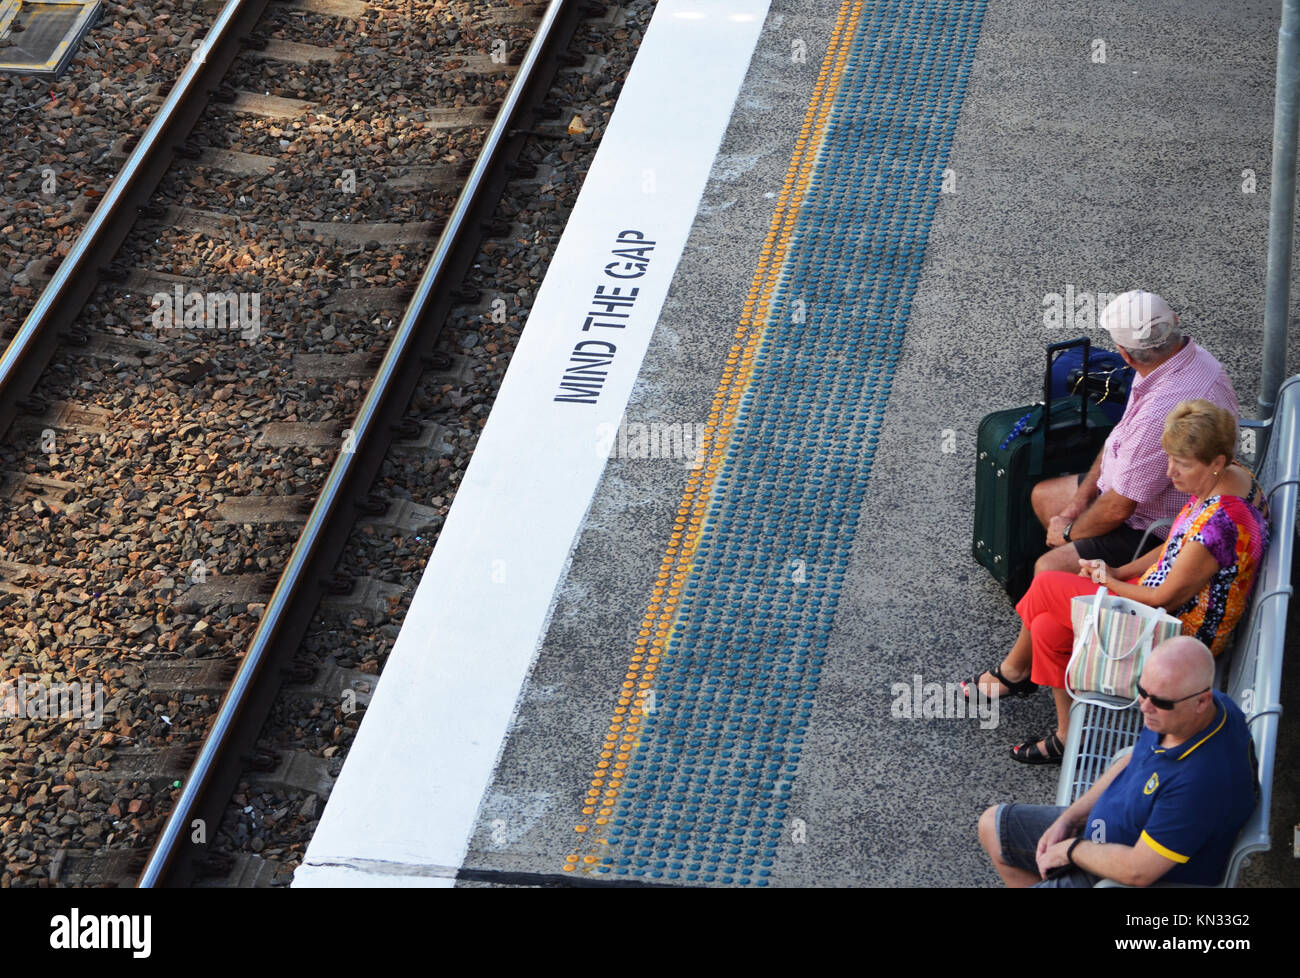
[1260,0,1300,418]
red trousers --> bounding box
[1015,571,1137,688]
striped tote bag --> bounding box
[1066,586,1183,709]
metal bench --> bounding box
[1054,373,1300,886]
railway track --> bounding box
[0,0,636,887]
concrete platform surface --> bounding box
[304,0,1300,888]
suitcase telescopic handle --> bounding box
[1043,336,1091,436]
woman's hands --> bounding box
[1086,538,1220,611]
[1077,558,1110,586]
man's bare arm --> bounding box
[1060,835,1179,887]
[1060,450,1104,523]
[1068,489,1137,540]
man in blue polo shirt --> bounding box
[977,637,1257,887]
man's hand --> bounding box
[1036,839,1074,880]
[1047,516,1070,548]
[1036,815,1075,858]
[1078,558,1109,585]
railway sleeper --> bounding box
[10,399,111,438]
[318,575,404,615]
[81,745,197,783]
[388,421,455,456]
[184,573,277,608]
[193,851,277,887]
[246,749,336,797]
[281,662,376,713]
[138,659,238,696]
[51,847,148,887]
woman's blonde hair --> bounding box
[1161,399,1237,465]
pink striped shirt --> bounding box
[1096,338,1239,536]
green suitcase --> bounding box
[973,338,1116,601]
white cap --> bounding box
[1100,290,1178,350]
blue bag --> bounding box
[1049,345,1134,423]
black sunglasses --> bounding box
[1136,682,1210,710]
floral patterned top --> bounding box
[1138,472,1269,656]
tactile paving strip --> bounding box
[568,0,988,884]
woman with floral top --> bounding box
[961,400,1269,764]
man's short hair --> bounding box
[1122,332,1182,365]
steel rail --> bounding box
[139,0,589,886]
[0,0,270,436]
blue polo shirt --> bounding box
[1083,691,1257,885]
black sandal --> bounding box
[1010,731,1064,765]
[961,664,1036,700]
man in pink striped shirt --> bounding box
[1031,290,1239,574]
